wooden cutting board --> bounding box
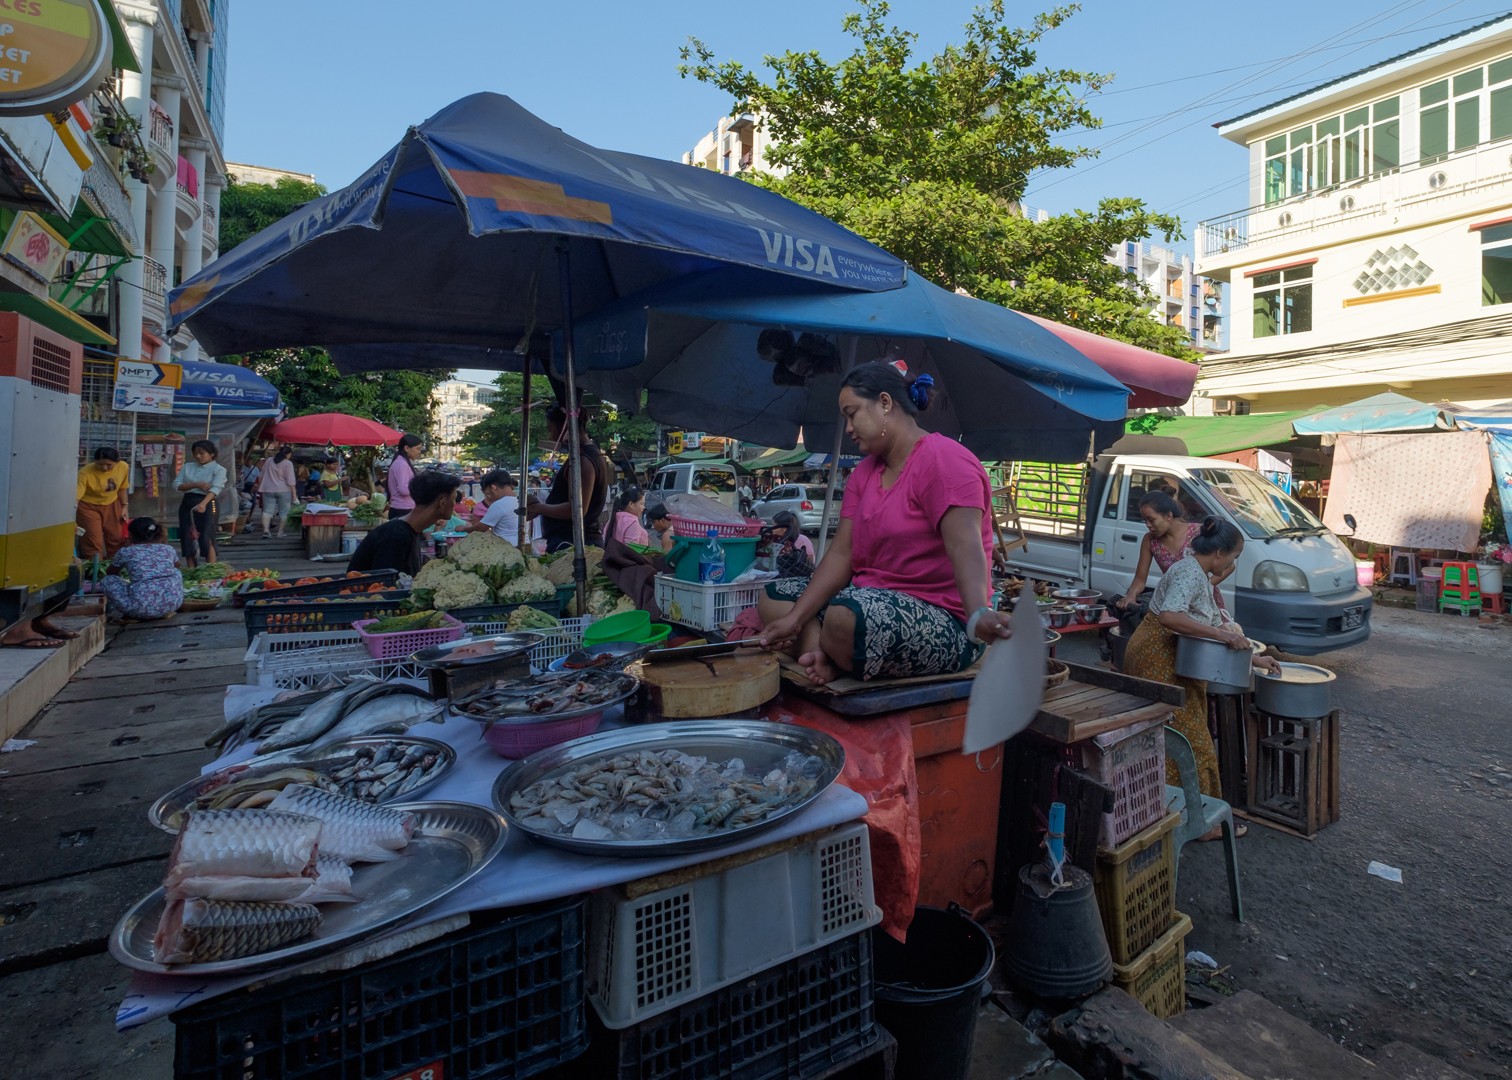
[632,651,781,718]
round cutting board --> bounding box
[633,651,780,718]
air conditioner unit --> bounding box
[1209,397,1238,415]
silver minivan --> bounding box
[650,462,741,510]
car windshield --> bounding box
[803,486,841,498]
[1184,468,1326,540]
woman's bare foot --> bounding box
[798,649,839,685]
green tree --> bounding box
[461,373,661,466]
[681,0,1198,358]
[216,179,451,434]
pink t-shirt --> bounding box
[841,432,993,621]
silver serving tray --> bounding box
[111,800,505,976]
[147,736,457,833]
[453,671,639,728]
[410,632,543,668]
[491,720,844,856]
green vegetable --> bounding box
[181,562,232,584]
[367,609,446,634]
[506,605,560,632]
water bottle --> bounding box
[697,528,726,584]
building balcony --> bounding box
[1197,136,1512,278]
[148,104,174,172]
[142,256,167,328]
[202,202,218,249]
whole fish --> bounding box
[204,688,330,751]
[307,689,444,750]
[153,898,322,964]
[256,678,377,754]
[268,785,415,862]
[165,809,322,887]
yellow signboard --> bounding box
[666,431,684,456]
[0,211,68,284]
[0,0,110,117]
[700,437,727,454]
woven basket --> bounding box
[1045,658,1070,690]
[179,598,223,612]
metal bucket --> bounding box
[1254,662,1336,717]
[1174,633,1254,693]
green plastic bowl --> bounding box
[583,609,651,646]
[641,623,671,645]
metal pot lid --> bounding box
[1259,662,1336,684]
[411,632,544,668]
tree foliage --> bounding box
[216,178,450,436]
[460,374,662,467]
[680,0,1198,358]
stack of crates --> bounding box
[583,822,885,1079]
[1092,810,1190,1019]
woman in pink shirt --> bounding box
[386,433,424,520]
[759,361,1010,684]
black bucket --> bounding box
[872,904,996,1080]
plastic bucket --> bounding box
[341,530,365,554]
[666,536,758,583]
[872,905,995,1080]
[1355,560,1374,587]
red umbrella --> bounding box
[269,413,404,447]
[1018,314,1199,409]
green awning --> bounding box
[0,290,114,345]
[1128,410,1323,456]
[98,0,141,73]
[745,446,811,469]
[648,452,752,473]
[43,204,129,257]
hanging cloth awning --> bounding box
[0,289,114,345]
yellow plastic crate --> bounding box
[1094,810,1180,965]
[1110,910,1191,1019]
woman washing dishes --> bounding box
[759,361,1010,684]
[1123,517,1280,837]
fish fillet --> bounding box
[165,809,322,887]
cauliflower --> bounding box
[496,572,556,604]
[448,532,524,574]
[431,570,492,611]
[413,559,459,590]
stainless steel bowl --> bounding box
[1052,588,1102,604]
[1254,662,1336,717]
[1074,603,1106,623]
[1047,608,1074,629]
[1174,633,1256,693]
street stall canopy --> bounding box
[1127,409,1322,457]
[745,446,813,469]
[571,269,1133,463]
[171,361,281,415]
[1292,392,1457,436]
[270,413,402,447]
[167,92,907,358]
[1018,313,1199,409]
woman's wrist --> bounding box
[964,606,994,642]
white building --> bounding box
[432,379,497,460]
[1106,240,1225,353]
[1194,14,1512,414]
[225,162,316,188]
[682,112,786,178]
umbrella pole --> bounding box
[205,403,213,440]
[557,243,588,617]
[817,340,859,561]
[518,369,532,551]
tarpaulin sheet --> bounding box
[1322,432,1491,552]
[1489,432,1512,542]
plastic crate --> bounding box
[243,618,592,689]
[589,822,880,1029]
[1093,810,1179,965]
[243,597,408,643]
[172,895,587,1080]
[1079,714,1167,849]
[1415,578,1439,612]
[1110,910,1191,1020]
[669,515,762,539]
[594,930,877,1080]
[232,570,401,607]
[654,575,778,633]
[353,614,466,660]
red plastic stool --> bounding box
[1439,562,1482,616]
[1482,591,1506,614]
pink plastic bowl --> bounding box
[481,710,604,758]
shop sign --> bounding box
[113,358,180,413]
[0,209,66,283]
[0,0,112,117]
[666,431,684,455]
[700,437,727,454]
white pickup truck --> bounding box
[999,440,1371,655]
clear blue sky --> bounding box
[224,0,1498,233]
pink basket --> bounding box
[1080,715,1168,849]
[351,614,465,660]
[669,515,763,539]
[482,709,604,758]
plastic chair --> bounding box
[1439,562,1481,616]
[1164,727,1244,922]
[1388,548,1418,586]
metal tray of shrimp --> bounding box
[451,670,639,728]
[147,735,457,833]
[111,800,506,976]
[490,720,845,856]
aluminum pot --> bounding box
[1174,633,1254,694]
[1254,662,1336,717]
[1047,607,1074,629]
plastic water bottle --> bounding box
[697,528,726,584]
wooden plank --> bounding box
[1041,685,1111,712]
[1060,660,1184,707]
[1169,990,1376,1079]
[69,645,248,679]
[1032,701,1172,744]
[49,665,242,702]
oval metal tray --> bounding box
[112,800,505,976]
[410,632,543,669]
[491,720,844,857]
[147,735,457,833]
[453,671,639,728]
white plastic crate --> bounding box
[245,617,591,689]
[587,820,879,1029]
[654,574,786,633]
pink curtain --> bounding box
[176,155,198,198]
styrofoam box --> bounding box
[587,820,880,1029]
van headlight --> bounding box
[1253,560,1309,592]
